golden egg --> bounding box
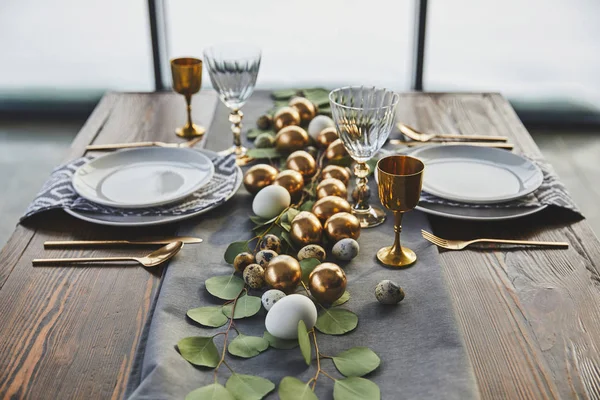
[309,263,347,304]
[325,138,349,160]
[273,169,304,199]
[275,126,309,153]
[286,150,317,178]
[321,165,351,186]
[264,255,302,293]
[243,164,278,195]
[316,178,347,199]
[324,212,361,242]
[273,107,301,132]
[290,211,323,246]
[311,196,352,223]
[289,97,317,124]
[316,127,338,148]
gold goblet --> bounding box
[171,57,206,139]
[376,155,424,268]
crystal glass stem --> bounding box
[352,162,371,212]
[229,109,246,155]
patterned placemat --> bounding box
[21,152,238,221]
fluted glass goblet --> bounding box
[204,43,261,158]
[329,86,399,228]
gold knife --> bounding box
[86,137,203,151]
[44,236,202,248]
[389,140,514,150]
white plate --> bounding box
[66,150,243,227]
[410,145,543,204]
[416,203,547,221]
[72,147,215,208]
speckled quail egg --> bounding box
[243,264,265,289]
[233,252,255,273]
[261,289,286,311]
[255,133,275,148]
[259,234,282,253]
[332,238,359,261]
[375,280,405,305]
[307,115,335,140]
[297,244,326,262]
[255,249,278,267]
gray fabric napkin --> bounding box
[124,187,480,399]
[20,153,238,220]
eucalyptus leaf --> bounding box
[177,336,220,368]
[186,383,235,400]
[263,331,299,349]
[272,89,299,100]
[187,306,228,328]
[205,275,245,300]
[228,334,269,358]
[249,215,277,227]
[246,148,284,160]
[279,221,291,232]
[247,128,275,139]
[315,309,358,335]
[299,258,321,284]
[304,88,331,107]
[226,373,275,400]
[297,320,311,365]
[329,156,354,168]
[299,200,315,212]
[333,377,380,400]
[333,347,381,377]
[224,241,250,264]
[283,208,300,223]
[366,157,379,176]
[332,291,350,307]
[280,231,296,252]
[278,377,318,400]
[222,294,262,319]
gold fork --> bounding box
[86,136,203,151]
[421,230,569,250]
[399,123,508,142]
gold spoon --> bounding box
[398,123,508,142]
[32,241,184,267]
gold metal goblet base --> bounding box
[176,124,205,139]
[377,245,417,268]
[352,206,387,228]
[219,145,253,165]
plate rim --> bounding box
[416,203,548,221]
[72,147,215,209]
[410,145,544,204]
[65,150,242,227]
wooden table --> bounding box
[1,91,599,399]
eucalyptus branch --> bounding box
[214,288,245,379]
[252,205,291,253]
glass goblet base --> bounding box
[351,205,386,228]
[176,124,205,139]
[377,245,417,268]
[219,145,252,165]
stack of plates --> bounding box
[409,145,545,221]
[69,147,242,226]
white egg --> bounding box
[261,289,286,311]
[252,185,291,219]
[332,238,359,261]
[307,115,335,140]
[265,294,318,339]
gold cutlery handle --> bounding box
[475,239,569,248]
[434,134,508,142]
[33,256,135,266]
[86,142,158,151]
[390,140,514,150]
[45,240,134,248]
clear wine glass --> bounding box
[329,86,400,228]
[204,43,261,158]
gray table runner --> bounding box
[124,186,479,399]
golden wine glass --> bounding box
[376,155,424,268]
[171,57,206,139]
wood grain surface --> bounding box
[0,91,599,399]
